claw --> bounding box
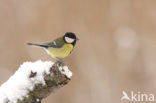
[56,59,66,67]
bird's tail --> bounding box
[27,43,48,48]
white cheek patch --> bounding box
[65,37,74,43]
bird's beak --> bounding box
[76,38,80,40]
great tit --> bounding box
[27,32,79,63]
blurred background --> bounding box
[0,0,156,103]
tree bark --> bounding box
[0,61,71,103]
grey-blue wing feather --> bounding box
[43,37,65,48]
[43,41,63,48]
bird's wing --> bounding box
[43,37,65,48]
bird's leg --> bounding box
[56,59,65,67]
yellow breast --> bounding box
[47,44,74,59]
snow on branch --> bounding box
[0,60,72,103]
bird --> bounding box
[27,32,79,64]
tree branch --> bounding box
[0,60,72,103]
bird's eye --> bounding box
[65,37,75,43]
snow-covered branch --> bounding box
[0,60,72,103]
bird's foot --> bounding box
[55,59,66,67]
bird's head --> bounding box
[63,32,79,46]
